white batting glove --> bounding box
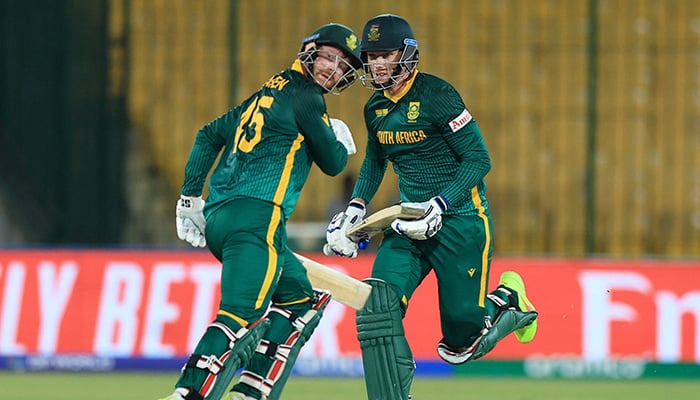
[325,200,366,257]
[176,195,207,248]
[330,118,356,155]
[391,195,449,240]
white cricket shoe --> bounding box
[226,391,259,400]
[157,387,188,400]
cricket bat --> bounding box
[323,203,426,255]
[294,252,371,310]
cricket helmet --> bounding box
[359,14,419,90]
[298,23,362,94]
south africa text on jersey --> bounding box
[376,129,427,144]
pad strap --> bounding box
[237,338,294,396]
[186,354,225,375]
[487,286,519,310]
[211,321,242,346]
[194,317,270,400]
[235,290,331,400]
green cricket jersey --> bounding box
[353,71,492,216]
[181,60,349,220]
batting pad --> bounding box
[202,318,270,400]
[356,279,414,400]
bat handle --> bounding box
[323,239,369,255]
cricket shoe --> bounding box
[226,391,259,400]
[498,271,538,343]
[157,388,188,400]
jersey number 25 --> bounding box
[233,95,274,153]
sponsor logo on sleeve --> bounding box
[449,108,472,132]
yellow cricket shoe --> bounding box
[499,271,538,343]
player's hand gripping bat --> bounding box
[300,204,424,309]
[323,203,425,255]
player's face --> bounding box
[365,50,404,86]
[312,45,354,91]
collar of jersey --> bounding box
[383,69,418,103]
[291,59,304,74]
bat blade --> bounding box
[294,252,371,310]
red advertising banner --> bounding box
[1,250,698,362]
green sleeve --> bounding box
[441,120,491,207]
[294,91,348,176]
[431,87,491,209]
[180,108,237,196]
[351,111,388,204]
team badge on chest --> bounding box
[407,102,420,123]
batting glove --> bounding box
[330,118,356,155]
[325,200,366,257]
[176,195,207,248]
[391,195,449,240]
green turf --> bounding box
[1,372,698,399]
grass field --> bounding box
[2,372,699,400]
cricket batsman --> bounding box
[159,22,363,400]
[325,14,539,400]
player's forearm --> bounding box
[440,156,491,208]
[304,125,348,176]
[308,131,348,176]
[181,131,223,195]
[295,96,348,176]
[351,156,387,205]
[440,121,492,207]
